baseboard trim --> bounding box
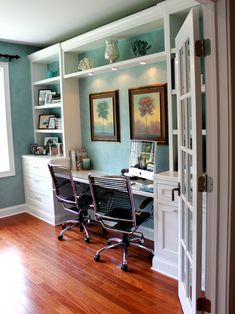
[0,204,26,218]
[152,255,178,280]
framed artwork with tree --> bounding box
[129,84,168,143]
[89,90,120,141]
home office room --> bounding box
[1,0,234,313]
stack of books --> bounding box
[56,118,62,130]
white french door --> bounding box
[175,7,203,314]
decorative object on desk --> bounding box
[82,158,91,171]
[76,148,88,170]
[130,40,151,57]
[129,84,168,143]
[48,117,56,129]
[45,91,56,105]
[44,137,58,146]
[104,39,119,64]
[38,114,55,129]
[89,90,120,142]
[78,58,94,71]
[29,143,38,155]
[47,70,58,78]
[38,89,52,106]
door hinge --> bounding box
[197,296,211,313]
[195,39,211,57]
[198,174,213,193]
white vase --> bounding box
[104,39,119,64]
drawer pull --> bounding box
[34,179,40,183]
[35,196,42,202]
[33,166,39,169]
[172,182,181,201]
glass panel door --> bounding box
[175,7,203,314]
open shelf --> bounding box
[64,51,167,79]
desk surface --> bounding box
[71,170,154,198]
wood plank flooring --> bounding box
[0,213,182,314]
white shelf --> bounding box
[64,51,167,79]
[33,76,60,86]
[35,129,63,134]
[34,103,62,109]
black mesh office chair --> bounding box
[88,173,154,271]
[48,163,92,242]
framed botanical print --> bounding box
[89,90,120,142]
[129,84,168,143]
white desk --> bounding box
[71,170,154,198]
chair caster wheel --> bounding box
[94,254,100,261]
[107,241,112,245]
[121,264,128,271]
[80,225,84,232]
[85,237,90,243]
[58,235,63,241]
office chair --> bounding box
[48,163,92,242]
[88,173,154,271]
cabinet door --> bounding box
[157,204,178,262]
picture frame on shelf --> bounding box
[38,89,51,106]
[38,114,55,129]
[44,137,59,146]
[128,84,168,143]
[89,90,120,142]
[35,145,48,155]
[45,91,56,105]
[30,143,38,155]
[48,143,63,157]
[48,117,56,129]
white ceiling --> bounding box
[0,0,161,47]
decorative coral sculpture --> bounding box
[78,58,94,71]
[130,40,151,57]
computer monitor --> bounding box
[128,140,157,180]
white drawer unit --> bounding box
[152,171,179,279]
[22,155,70,225]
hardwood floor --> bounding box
[0,213,182,314]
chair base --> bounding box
[94,233,154,271]
[58,218,90,242]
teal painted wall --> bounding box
[0,42,39,209]
[80,62,169,174]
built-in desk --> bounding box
[71,170,154,198]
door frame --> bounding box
[195,0,232,313]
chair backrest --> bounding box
[48,163,77,206]
[88,173,137,232]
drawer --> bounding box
[25,187,54,206]
[22,159,50,178]
[23,173,52,194]
[156,184,178,207]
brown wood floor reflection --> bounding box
[0,213,182,314]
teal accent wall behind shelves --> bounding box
[0,42,39,209]
[80,62,169,174]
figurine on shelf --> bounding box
[78,58,94,71]
[130,40,151,57]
